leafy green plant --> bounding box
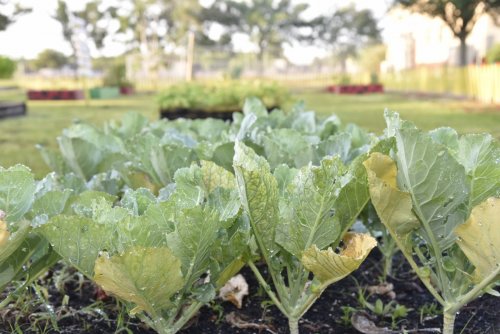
[233,141,377,334]
[364,111,500,334]
[157,81,288,111]
[0,55,16,79]
[0,166,76,303]
[36,161,250,334]
[359,202,398,281]
[357,289,410,328]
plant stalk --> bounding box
[383,253,393,279]
[443,312,456,334]
[289,317,299,334]
[248,260,289,316]
[170,301,204,333]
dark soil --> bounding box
[1,249,499,334]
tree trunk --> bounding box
[257,51,265,77]
[185,31,195,81]
[459,36,467,67]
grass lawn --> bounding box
[0,91,498,178]
[295,90,500,137]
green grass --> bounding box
[295,90,500,137]
[0,91,498,178]
[0,95,157,178]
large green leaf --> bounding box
[430,129,500,209]
[456,134,500,208]
[233,141,280,258]
[166,207,220,286]
[262,128,315,168]
[94,247,184,315]
[39,215,111,276]
[275,157,346,258]
[386,113,469,249]
[0,165,35,223]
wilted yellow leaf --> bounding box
[94,247,184,315]
[301,233,377,284]
[455,197,500,282]
[363,153,419,251]
[0,217,9,247]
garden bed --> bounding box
[1,250,497,334]
[160,105,279,121]
[0,101,26,119]
[327,84,384,94]
[89,87,121,99]
[27,90,85,100]
[120,86,135,95]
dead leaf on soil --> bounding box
[351,311,441,334]
[351,311,396,334]
[225,312,277,334]
[367,282,396,299]
[219,274,249,309]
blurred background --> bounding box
[0,0,499,175]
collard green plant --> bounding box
[364,111,499,334]
[36,161,249,334]
[0,166,72,301]
[358,201,398,281]
[233,141,377,334]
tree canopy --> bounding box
[317,5,381,71]
[205,0,317,72]
[0,0,31,31]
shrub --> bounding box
[0,56,16,79]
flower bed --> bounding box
[327,84,384,94]
[119,86,135,95]
[27,89,85,100]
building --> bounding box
[382,8,500,71]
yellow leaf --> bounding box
[301,233,377,284]
[201,160,236,192]
[455,197,500,282]
[0,216,9,247]
[94,247,184,315]
[363,153,419,251]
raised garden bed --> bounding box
[327,84,384,94]
[120,86,135,95]
[0,102,27,119]
[158,82,287,121]
[27,90,85,100]
[89,87,120,99]
[160,105,279,121]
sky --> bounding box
[0,0,391,65]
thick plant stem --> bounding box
[443,312,456,334]
[289,318,299,334]
[383,255,392,280]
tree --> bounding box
[318,5,381,72]
[0,56,16,78]
[394,0,500,66]
[359,44,387,73]
[486,43,500,63]
[206,0,316,74]
[108,0,217,81]
[53,0,111,56]
[32,49,70,70]
[0,0,30,31]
